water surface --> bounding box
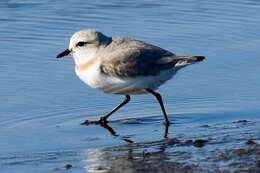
[1,0,260,172]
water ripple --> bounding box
[1,0,260,163]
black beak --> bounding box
[56,49,71,58]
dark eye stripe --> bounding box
[76,41,88,47]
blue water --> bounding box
[1,0,260,172]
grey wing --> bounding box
[100,40,176,78]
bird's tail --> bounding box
[173,55,205,67]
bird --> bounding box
[57,29,205,127]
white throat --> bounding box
[73,47,98,66]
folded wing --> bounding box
[100,38,205,78]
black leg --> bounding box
[146,89,170,126]
[81,95,130,125]
[164,123,169,138]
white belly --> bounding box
[75,62,177,95]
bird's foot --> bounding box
[80,117,108,126]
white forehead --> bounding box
[69,29,106,48]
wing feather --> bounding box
[100,38,175,78]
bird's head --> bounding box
[57,29,111,65]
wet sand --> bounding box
[1,115,259,173]
[83,119,260,173]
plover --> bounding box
[57,29,205,126]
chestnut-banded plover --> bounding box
[57,29,205,127]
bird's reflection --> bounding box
[83,131,172,173]
[99,123,134,143]
[98,122,169,143]
[82,123,173,172]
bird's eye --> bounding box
[76,41,88,47]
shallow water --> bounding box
[1,0,260,172]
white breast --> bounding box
[75,61,99,88]
[75,61,176,95]
[75,61,124,91]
